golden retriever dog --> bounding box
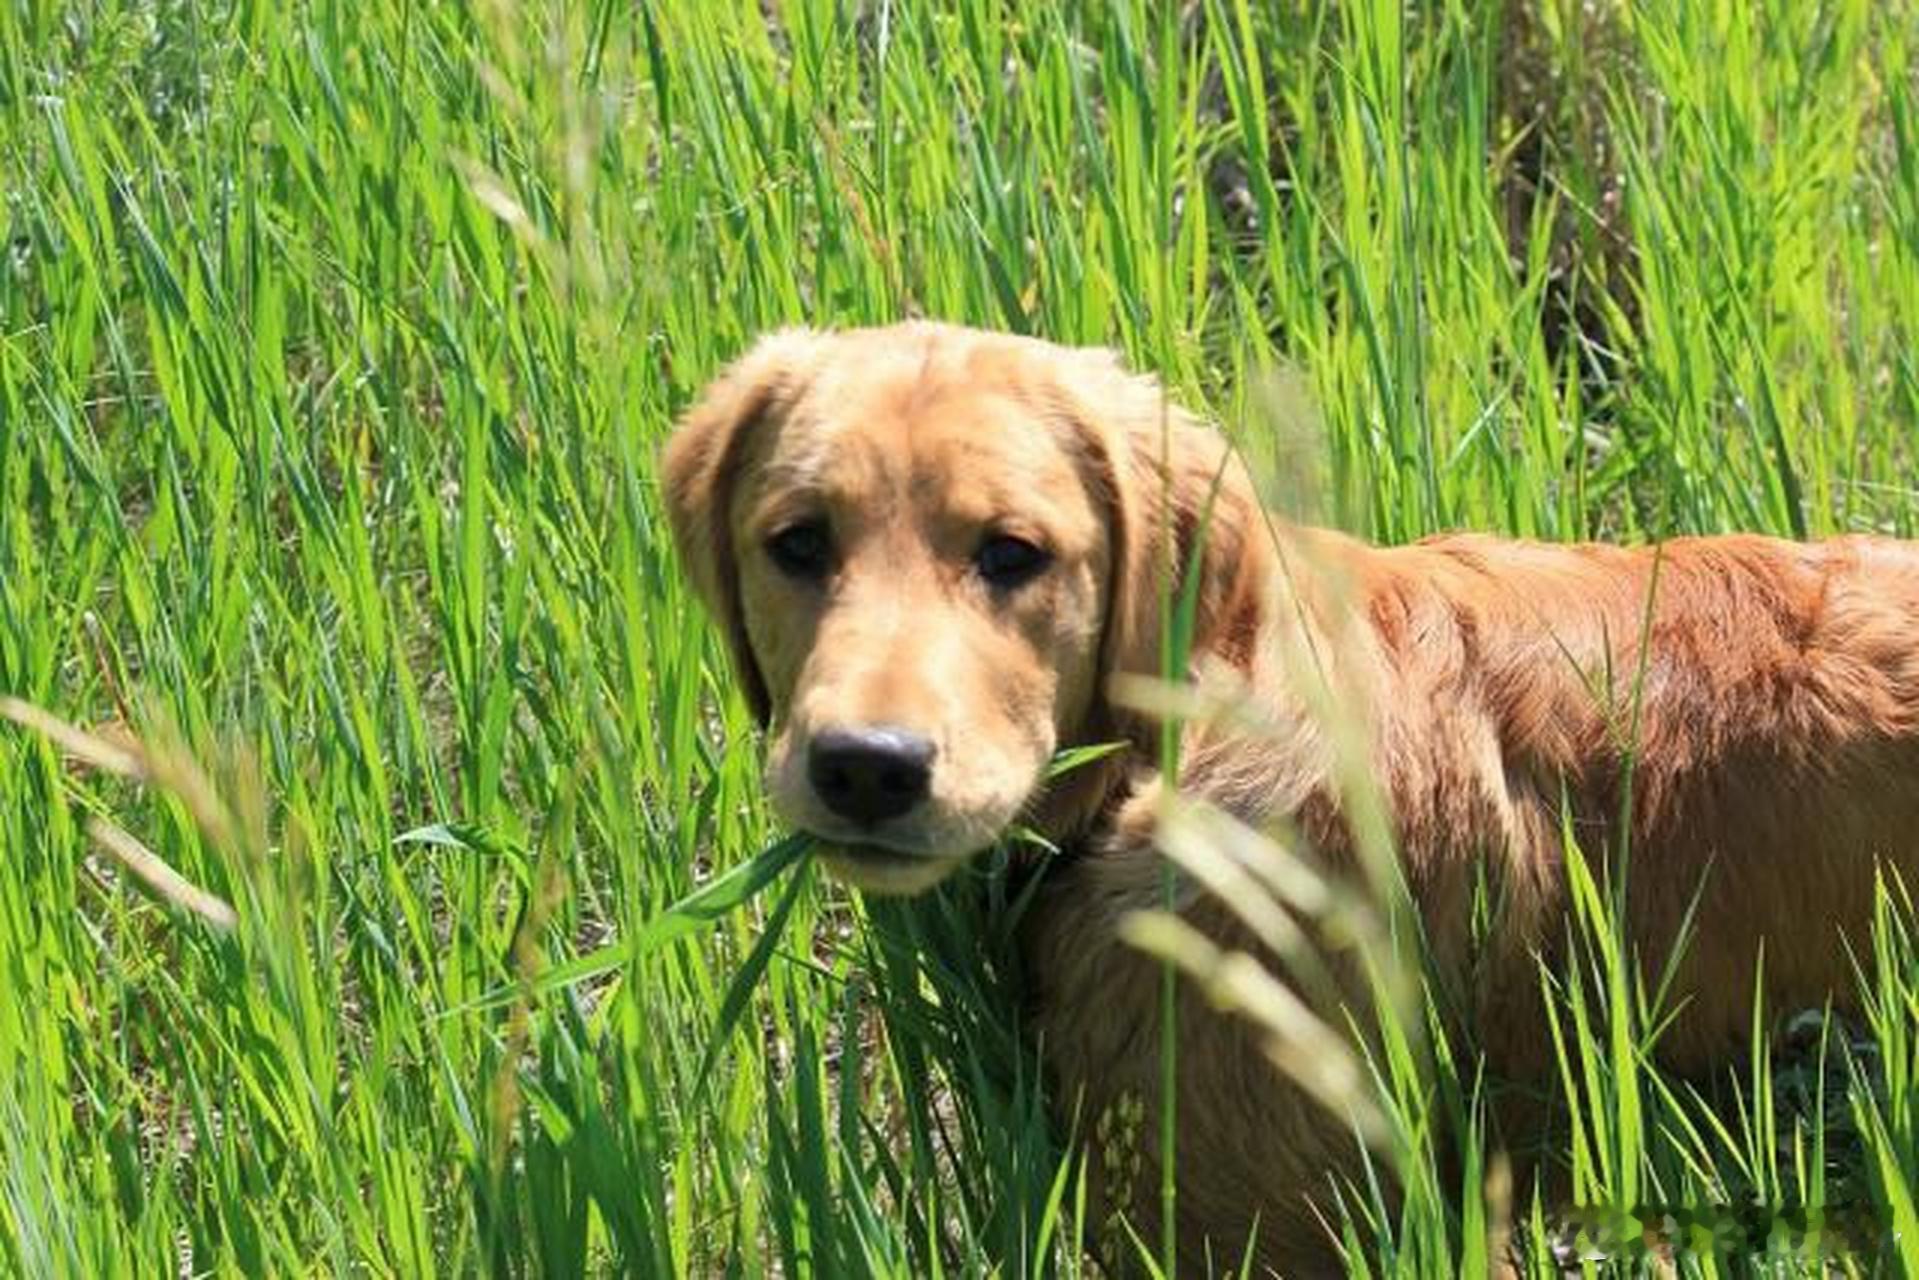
[663,321,1919,1273]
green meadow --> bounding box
[3,0,1918,1274]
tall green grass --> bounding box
[3,0,1917,1274]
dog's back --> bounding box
[1361,533,1919,1070]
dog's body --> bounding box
[1025,529,1919,1270]
[664,322,1919,1272]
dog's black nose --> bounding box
[808,727,935,826]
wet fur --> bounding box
[664,323,1919,1274]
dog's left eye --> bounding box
[975,534,1051,589]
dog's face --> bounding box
[663,324,1264,892]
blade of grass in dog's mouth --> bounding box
[1045,740,1127,779]
[455,744,1113,1014]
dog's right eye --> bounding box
[766,521,832,579]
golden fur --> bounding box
[663,322,1919,1273]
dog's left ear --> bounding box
[1050,348,1271,716]
[661,330,825,724]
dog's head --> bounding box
[663,323,1266,892]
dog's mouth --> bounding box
[830,839,914,863]
[811,835,971,894]
[816,837,944,868]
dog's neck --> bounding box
[1030,730,1147,863]
[1029,519,1368,870]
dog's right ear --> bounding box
[661,329,824,725]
